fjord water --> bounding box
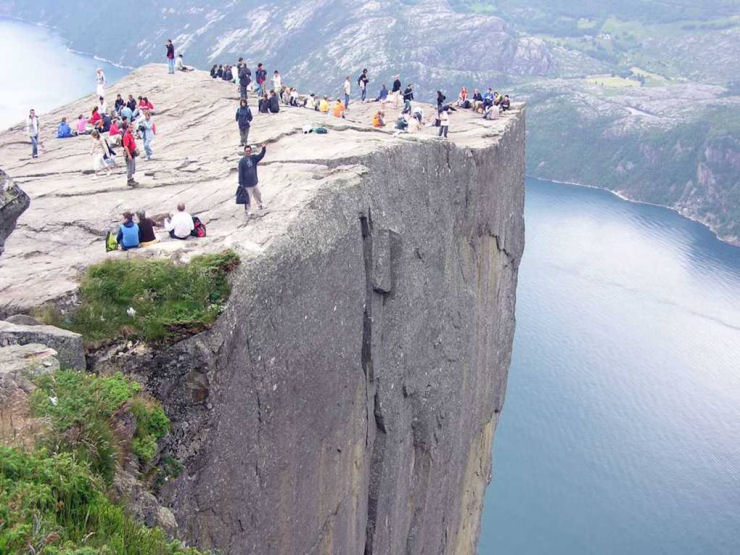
[2,19,739,555]
[0,19,126,128]
[480,179,740,554]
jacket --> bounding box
[26,116,39,137]
[256,68,267,84]
[122,130,136,156]
[403,87,414,101]
[57,122,72,138]
[235,106,253,129]
[238,65,252,86]
[392,79,401,93]
[238,147,266,188]
[268,95,280,113]
[166,43,174,59]
[116,221,140,249]
[138,218,157,243]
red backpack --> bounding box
[191,216,207,238]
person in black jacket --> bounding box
[210,64,218,78]
[165,40,175,74]
[237,144,267,216]
[255,63,267,96]
[357,69,369,102]
[391,75,402,107]
[235,98,253,146]
[268,90,280,113]
[217,65,224,79]
[436,90,446,111]
[238,61,251,99]
[402,84,414,114]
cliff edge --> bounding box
[0,65,525,553]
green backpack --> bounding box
[105,231,119,252]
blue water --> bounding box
[480,179,740,554]
[0,19,127,128]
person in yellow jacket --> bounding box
[332,99,346,118]
[372,111,385,128]
[319,96,330,113]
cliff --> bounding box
[0,169,29,257]
[0,65,525,553]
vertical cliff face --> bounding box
[149,115,525,553]
[0,170,29,257]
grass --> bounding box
[0,447,199,554]
[2,370,200,554]
[584,75,641,88]
[38,250,239,346]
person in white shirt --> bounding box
[98,96,107,115]
[96,68,106,97]
[343,76,351,111]
[272,70,282,93]
[439,109,449,138]
[26,108,40,158]
[165,203,194,240]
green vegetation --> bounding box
[39,250,239,346]
[1,370,200,553]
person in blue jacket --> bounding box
[116,211,140,250]
[235,98,253,147]
[238,144,267,217]
[56,117,74,138]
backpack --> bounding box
[105,231,119,252]
[191,216,207,238]
[312,127,328,134]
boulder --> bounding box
[0,321,85,369]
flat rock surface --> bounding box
[0,64,521,313]
[0,320,85,369]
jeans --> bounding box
[240,84,248,99]
[256,82,263,96]
[168,58,175,73]
[239,126,250,146]
[126,156,136,181]
[30,134,38,157]
[143,136,152,159]
[439,125,448,138]
[403,100,411,113]
[345,93,350,108]
[361,88,367,101]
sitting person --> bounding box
[101,112,112,133]
[457,87,468,106]
[483,88,494,109]
[268,90,280,113]
[126,94,137,112]
[165,203,194,240]
[372,111,385,128]
[501,95,511,111]
[319,96,330,113]
[216,65,224,78]
[119,104,133,124]
[395,114,409,132]
[332,99,346,118]
[412,107,424,129]
[57,117,74,138]
[258,93,270,114]
[210,64,218,78]
[89,106,103,130]
[116,211,140,250]
[98,96,107,114]
[175,54,194,72]
[136,210,158,247]
[482,104,499,120]
[472,89,483,112]
[76,114,89,135]
[114,94,125,113]
[140,96,155,112]
[375,83,388,104]
[289,88,299,107]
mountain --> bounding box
[2,0,738,242]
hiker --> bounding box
[457,87,468,106]
[175,54,193,72]
[101,111,112,133]
[412,106,424,129]
[108,117,122,146]
[439,109,449,138]
[391,75,402,107]
[272,70,282,93]
[501,95,511,111]
[210,64,218,78]
[116,212,140,250]
[238,61,252,99]
[57,117,73,138]
[217,65,224,79]
[372,111,385,128]
[114,94,125,113]
[402,84,414,113]
[138,111,155,160]
[122,121,139,187]
[89,106,104,131]
[333,99,346,118]
[26,109,40,158]
[98,96,108,114]
[235,98,253,147]
[375,83,388,104]
[166,40,175,73]
[165,203,194,239]
[90,130,112,177]
[255,63,267,96]
[238,144,267,217]
[395,114,409,133]
[343,76,351,110]
[126,94,137,112]
[358,69,369,102]
[483,88,494,109]
[119,103,133,125]
[136,211,158,246]
[268,90,280,113]
[96,68,106,97]
[76,114,89,135]
[139,97,155,112]
[319,96,330,113]
[258,93,269,114]
[289,88,300,107]
[436,90,446,111]
[472,89,483,111]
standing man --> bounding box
[235,98,253,147]
[238,144,267,218]
[26,108,40,159]
[358,69,369,102]
[255,63,267,97]
[138,111,155,160]
[165,40,175,74]
[96,68,106,98]
[238,61,252,99]
[403,84,414,113]
[122,121,138,187]
[343,76,351,111]
[391,75,402,108]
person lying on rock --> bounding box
[165,203,194,240]
[116,211,140,250]
[238,144,267,219]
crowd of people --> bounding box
[23,38,515,249]
[113,203,206,251]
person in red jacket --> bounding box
[122,122,138,187]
